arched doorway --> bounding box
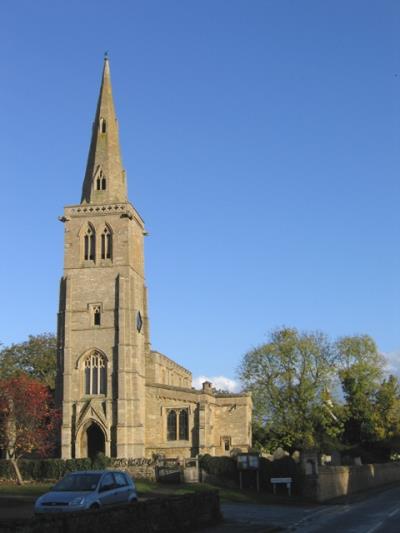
[86,423,105,459]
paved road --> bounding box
[203,484,400,532]
[4,484,400,532]
[292,484,400,532]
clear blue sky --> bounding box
[1,1,399,389]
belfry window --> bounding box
[101,226,112,259]
[84,352,106,395]
[167,410,177,441]
[96,170,106,191]
[84,225,96,261]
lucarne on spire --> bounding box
[81,56,127,204]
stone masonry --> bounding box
[56,56,252,460]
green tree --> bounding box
[239,327,342,452]
[335,335,385,447]
[0,333,57,390]
[372,375,400,460]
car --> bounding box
[34,470,137,513]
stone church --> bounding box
[56,57,252,460]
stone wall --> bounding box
[307,463,400,502]
[0,492,221,533]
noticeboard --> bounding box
[237,453,260,470]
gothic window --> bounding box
[179,409,189,440]
[84,225,96,261]
[84,352,106,395]
[167,410,177,441]
[93,305,101,326]
[95,170,106,191]
[101,226,112,259]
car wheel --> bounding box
[90,503,100,510]
[129,497,138,504]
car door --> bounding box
[112,472,130,504]
[98,472,117,506]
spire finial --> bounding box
[104,51,109,61]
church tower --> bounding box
[57,57,149,459]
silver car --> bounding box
[35,470,137,513]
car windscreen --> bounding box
[53,473,102,492]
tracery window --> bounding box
[84,352,106,395]
[179,409,189,440]
[167,408,189,441]
[101,226,112,259]
[167,410,177,441]
[96,170,106,191]
[84,225,96,261]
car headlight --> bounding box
[69,497,86,506]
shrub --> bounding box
[199,454,237,481]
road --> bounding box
[3,484,400,532]
[203,484,400,532]
[293,484,400,532]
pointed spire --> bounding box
[81,56,127,204]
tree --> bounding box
[0,333,57,390]
[239,327,342,452]
[335,335,386,447]
[0,374,60,484]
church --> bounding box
[56,57,252,460]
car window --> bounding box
[53,473,101,492]
[99,472,115,490]
[114,472,128,487]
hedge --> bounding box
[199,453,305,494]
[0,458,96,481]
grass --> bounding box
[0,482,53,497]
[0,478,312,506]
[0,479,157,498]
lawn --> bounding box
[0,478,310,506]
[0,479,158,498]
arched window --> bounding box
[95,170,106,191]
[179,410,189,440]
[100,118,106,134]
[84,225,96,261]
[167,410,177,441]
[84,352,106,395]
[101,226,112,260]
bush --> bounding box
[199,454,237,481]
[92,452,111,470]
[0,457,98,481]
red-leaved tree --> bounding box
[0,374,60,484]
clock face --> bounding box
[136,311,143,333]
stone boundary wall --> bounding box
[0,491,221,533]
[310,463,400,502]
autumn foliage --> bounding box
[0,374,59,482]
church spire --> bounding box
[81,55,127,204]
